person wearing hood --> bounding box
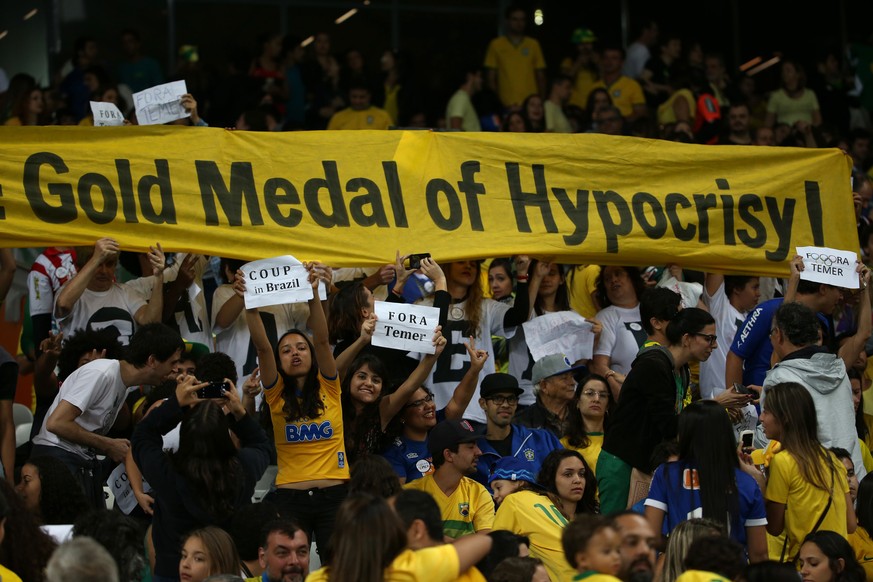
[761,301,866,480]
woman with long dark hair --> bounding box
[307,494,491,582]
[16,456,90,526]
[799,531,865,582]
[132,373,270,582]
[598,307,717,514]
[561,374,612,477]
[643,400,768,562]
[761,382,856,562]
[0,479,56,582]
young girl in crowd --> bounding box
[488,258,515,304]
[761,382,856,562]
[798,531,865,582]
[179,527,241,582]
[599,307,716,514]
[657,518,724,582]
[537,449,598,517]
[238,262,345,560]
[561,374,612,477]
[644,400,768,562]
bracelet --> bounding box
[516,275,529,282]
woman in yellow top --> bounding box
[3,87,45,126]
[761,382,856,562]
[561,375,611,477]
[307,494,491,582]
[848,473,873,580]
[238,262,345,561]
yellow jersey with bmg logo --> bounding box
[266,373,349,485]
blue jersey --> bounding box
[474,424,563,489]
[730,298,782,386]
[644,461,767,545]
[381,408,446,483]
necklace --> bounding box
[450,293,468,320]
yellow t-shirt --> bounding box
[674,571,731,582]
[591,76,645,119]
[493,490,574,582]
[572,573,622,582]
[561,433,603,477]
[0,564,22,582]
[484,36,546,108]
[404,474,494,538]
[305,545,460,582]
[861,438,873,474]
[266,373,350,485]
[656,88,696,126]
[848,526,873,581]
[568,265,600,319]
[765,449,850,560]
[558,58,598,110]
[327,106,392,130]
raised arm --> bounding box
[503,255,531,328]
[235,271,278,387]
[783,254,803,304]
[445,338,488,419]
[379,327,447,429]
[839,264,872,371]
[306,262,337,379]
[133,243,166,325]
[0,249,15,304]
[335,314,376,380]
[56,238,119,318]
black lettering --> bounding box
[720,195,736,245]
[382,161,408,227]
[196,161,263,226]
[23,152,77,224]
[551,188,589,245]
[263,177,302,227]
[77,173,117,224]
[631,192,667,239]
[665,193,696,241]
[737,194,766,248]
[348,177,389,227]
[425,178,462,231]
[303,161,349,228]
[765,197,796,261]
[593,190,632,253]
[138,160,176,224]
[693,193,717,243]
[804,180,825,246]
[457,161,485,231]
[0,183,5,220]
[114,159,140,223]
[506,163,558,234]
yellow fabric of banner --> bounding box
[0,126,856,276]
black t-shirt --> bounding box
[487,432,513,458]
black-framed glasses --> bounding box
[693,333,718,346]
[485,395,519,406]
[405,393,435,409]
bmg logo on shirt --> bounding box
[285,421,333,442]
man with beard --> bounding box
[612,512,656,582]
[246,520,310,582]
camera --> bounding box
[197,381,230,399]
[406,253,431,270]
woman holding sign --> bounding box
[236,261,345,561]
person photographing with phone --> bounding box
[131,368,271,582]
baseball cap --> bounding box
[531,354,586,385]
[427,419,485,457]
[488,456,540,487]
[571,28,597,44]
[182,340,210,360]
[480,373,524,399]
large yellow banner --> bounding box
[0,126,856,276]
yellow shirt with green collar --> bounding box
[848,526,873,580]
[674,571,731,582]
[403,474,494,538]
[305,545,460,582]
[484,35,546,107]
[327,106,392,130]
[572,572,622,581]
[591,76,644,118]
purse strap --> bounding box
[779,463,836,562]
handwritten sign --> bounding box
[797,246,859,289]
[372,301,439,354]
[242,255,313,308]
[90,101,125,126]
[523,311,595,362]
[133,80,189,125]
[107,462,150,515]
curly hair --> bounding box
[0,479,57,582]
[57,327,124,382]
[595,266,646,308]
[24,457,91,525]
[72,510,146,582]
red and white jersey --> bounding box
[28,248,78,316]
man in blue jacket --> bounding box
[472,372,563,488]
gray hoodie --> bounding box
[759,350,866,480]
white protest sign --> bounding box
[242,255,313,308]
[796,246,859,289]
[372,301,439,354]
[90,101,125,126]
[107,462,150,515]
[523,311,595,362]
[133,80,190,125]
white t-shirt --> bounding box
[124,254,213,349]
[416,297,515,423]
[699,281,747,398]
[210,284,311,383]
[55,284,147,346]
[32,359,127,460]
[593,304,645,377]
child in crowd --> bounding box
[561,514,622,581]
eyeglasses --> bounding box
[581,390,609,400]
[405,393,435,409]
[693,333,718,346]
[485,395,519,406]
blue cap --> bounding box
[488,456,540,486]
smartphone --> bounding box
[197,381,229,399]
[740,430,754,452]
[732,382,751,395]
[406,253,431,270]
